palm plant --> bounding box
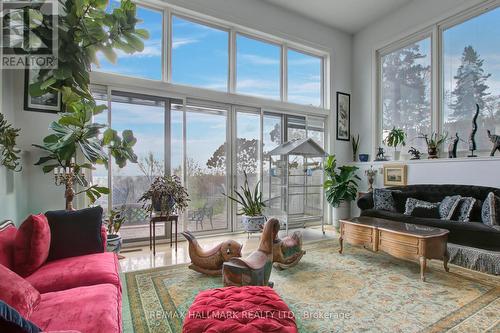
[385,127,407,150]
[323,155,360,207]
[224,172,265,216]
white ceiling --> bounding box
[264,0,413,34]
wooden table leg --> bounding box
[149,220,152,251]
[420,256,427,282]
[153,220,156,256]
[175,218,178,252]
[339,236,343,254]
[443,250,450,272]
[170,221,173,248]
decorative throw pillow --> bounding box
[439,195,462,220]
[0,223,17,270]
[410,206,441,219]
[14,214,51,277]
[373,188,401,212]
[45,206,104,261]
[481,192,500,227]
[0,300,41,333]
[452,197,477,222]
[0,264,41,318]
[404,198,440,216]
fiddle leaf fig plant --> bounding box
[323,154,360,207]
[0,114,22,172]
[27,0,148,204]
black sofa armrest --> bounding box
[357,192,374,211]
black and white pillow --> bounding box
[373,188,400,212]
[439,195,461,220]
[454,197,477,222]
[481,192,500,227]
[404,198,440,216]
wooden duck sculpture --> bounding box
[181,231,242,276]
[222,218,280,287]
[273,227,306,270]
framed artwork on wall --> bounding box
[336,92,350,141]
[383,164,408,186]
[24,69,62,113]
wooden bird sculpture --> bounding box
[181,231,242,276]
[222,218,280,287]
[273,228,306,270]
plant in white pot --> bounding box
[224,172,266,234]
[324,155,360,229]
[106,206,126,253]
[384,127,407,160]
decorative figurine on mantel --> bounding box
[408,147,421,160]
[487,130,500,156]
[375,147,388,161]
[448,133,460,158]
[365,165,377,192]
[468,104,480,157]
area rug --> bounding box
[122,240,500,333]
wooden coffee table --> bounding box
[339,217,450,281]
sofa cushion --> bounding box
[410,206,441,219]
[26,252,120,294]
[373,188,400,212]
[45,207,104,261]
[453,197,477,222]
[361,209,500,251]
[439,195,461,220]
[0,300,41,333]
[404,198,439,216]
[30,284,121,333]
[482,192,500,227]
[0,264,41,318]
[14,214,51,277]
[0,223,17,270]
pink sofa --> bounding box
[0,219,122,333]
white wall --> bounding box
[351,0,499,203]
[1,0,353,222]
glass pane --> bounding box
[111,93,166,242]
[171,104,183,179]
[262,113,283,219]
[91,89,109,214]
[185,104,228,232]
[287,115,306,141]
[287,49,322,107]
[172,16,228,91]
[235,110,260,230]
[443,7,500,152]
[307,116,325,148]
[381,37,431,152]
[236,34,281,100]
[92,4,163,80]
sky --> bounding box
[92,4,322,107]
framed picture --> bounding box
[383,164,408,186]
[24,69,62,113]
[336,92,350,141]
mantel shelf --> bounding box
[349,156,500,166]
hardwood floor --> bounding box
[119,225,336,272]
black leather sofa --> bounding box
[357,184,500,252]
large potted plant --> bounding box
[0,114,22,172]
[384,127,407,160]
[105,206,126,253]
[27,0,148,208]
[323,155,360,229]
[224,172,266,233]
[138,175,189,217]
[421,132,448,159]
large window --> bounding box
[93,4,163,80]
[443,7,500,152]
[236,34,281,100]
[287,49,322,107]
[171,16,228,91]
[380,37,432,151]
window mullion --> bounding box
[282,44,287,102]
[229,29,236,93]
[432,26,440,138]
[166,9,172,83]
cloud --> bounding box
[238,54,279,66]
[172,37,199,49]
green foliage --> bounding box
[223,172,265,216]
[0,114,22,172]
[323,155,360,207]
[29,0,147,204]
[420,132,448,149]
[351,134,360,156]
[138,175,190,216]
[106,206,126,235]
[384,127,407,150]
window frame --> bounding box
[375,0,500,156]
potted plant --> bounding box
[0,114,22,172]
[351,134,360,162]
[421,132,448,159]
[224,172,266,233]
[138,175,189,217]
[323,155,360,229]
[384,127,406,160]
[105,207,126,253]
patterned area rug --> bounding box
[122,240,500,333]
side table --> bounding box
[150,214,179,256]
